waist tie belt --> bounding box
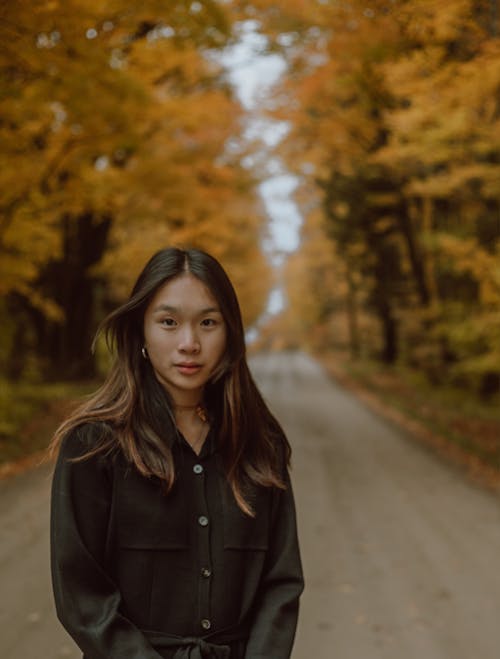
[144,629,246,659]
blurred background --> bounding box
[1,1,500,657]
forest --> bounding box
[264,0,500,400]
[1,0,499,455]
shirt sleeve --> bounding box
[244,468,304,659]
[50,425,163,659]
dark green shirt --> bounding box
[50,423,304,659]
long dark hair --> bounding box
[50,247,290,515]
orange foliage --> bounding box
[252,0,500,390]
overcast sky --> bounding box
[219,20,303,260]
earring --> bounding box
[141,346,148,359]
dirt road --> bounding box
[2,351,500,658]
[253,352,500,659]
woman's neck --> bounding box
[173,402,207,423]
[174,402,199,411]
[168,385,204,409]
[173,402,209,455]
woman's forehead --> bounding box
[148,274,219,313]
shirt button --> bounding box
[193,464,204,474]
[201,619,211,630]
[201,567,212,578]
[198,515,209,527]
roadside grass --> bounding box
[0,379,98,470]
[321,351,500,488]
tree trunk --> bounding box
[345,262,361,359]
[397,204,430,306]
[421,196,439,307]
[371,238,399,364]
[33,212,112,380]
[378,297,398,364]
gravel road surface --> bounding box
[1,351,500,659]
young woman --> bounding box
[50,247,303,659]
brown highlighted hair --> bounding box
[49,247,290,515]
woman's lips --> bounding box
[175,363,202,375]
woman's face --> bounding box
[143,274,227,404]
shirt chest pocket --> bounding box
[222,484,271,551]
[114,469,188,550]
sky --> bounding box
[217,20,303,317]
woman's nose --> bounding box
[178,325,200,353]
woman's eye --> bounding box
[161,318,177,327]
[201,318,217,327]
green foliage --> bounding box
[0,378,96,464]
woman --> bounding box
[50,247,304,659]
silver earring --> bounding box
[141,346,148,359]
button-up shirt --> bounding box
[51,422,304,659]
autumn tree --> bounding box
[246,0,500,395]
[375,0,500,392]
[1,0,271,380]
